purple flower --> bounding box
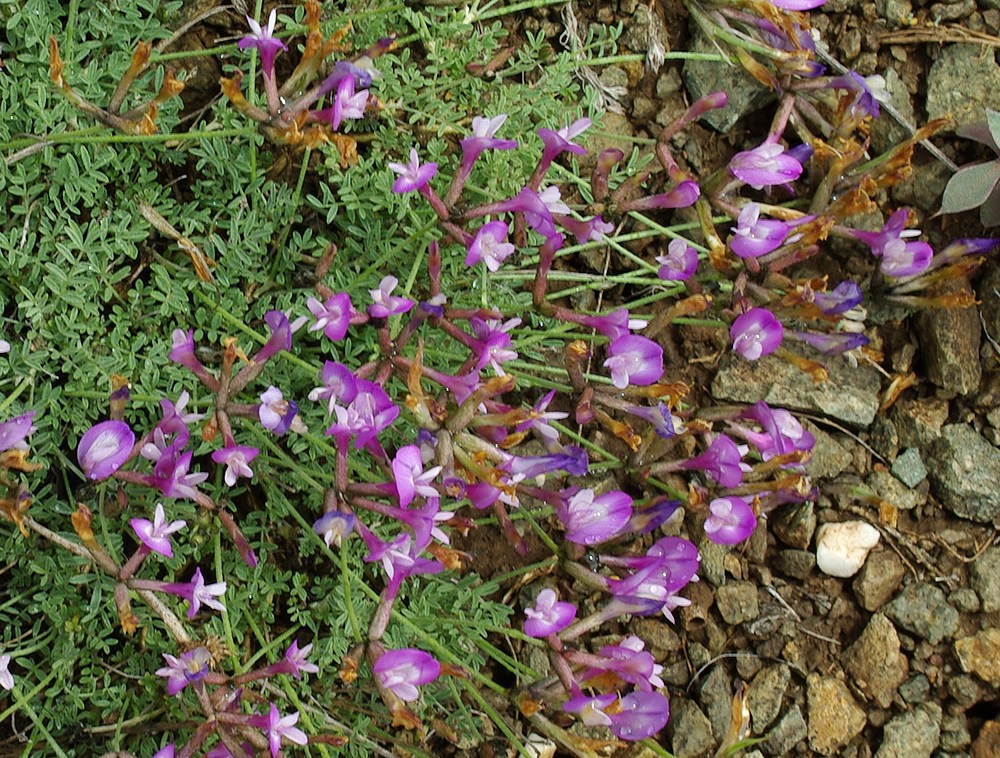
[830,71,887,119]
[556,488,633,545]
[787,330,870,355]
[508,446,589,480]
[156,647,211,696]
[130,503,186,558]
[314,75,369,131]
[0,411,36,452]
[471,317,521,375]
[460,114,518,169]
[813,280,863,315]
[283,640,320,679]
[515,390,568,445]
[577,308,646,340]
[771,0,826,8]
[368,276,414,318]
[656,238,699,281]
[326,379,399,450]
[156,391,202,448]
[168,329,205,374]
[603,334,664,389]
[309,361,358,414]
[373,648,441,702]
[739,402,815,462]
[307,292,353,341]
[392,445,442,508]
[0,340,9,355]
[238,10,288,76]
[729,142,803,189]
[250,703,308,757]
[537,118,591,176]
[681,434,749,488]
[258,386,298,435]
[151,745,174,758]
[730,202,788,258]
[211,445,259,487]
[465,221,516,272]
[523,588,577,637]
[731,307,783,361]
[563,690,615,727]
[152,448,209,500]
[313,510,356,548]
[0,654,12,691]
[77,420,134,480]
[627,402,682,439]
[880,236,933,277]
[160,567,227,618]
[704,496,758,545]
[608,691,670,741]
[254,310,293,363]
[388,148,437,194]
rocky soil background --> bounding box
[503,1,1000,756]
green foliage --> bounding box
[939,108,1000,227]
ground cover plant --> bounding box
[0,0,997,756]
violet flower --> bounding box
[533,117,591,182]
[880,236,933,278]
[368,276,414,318]
[156,647,211,696]
[471,317,521,375]
[309,360,358,415]
[515,390,568,445]
[156,391,203,448]
[730,202,788,258]
[728,142,803,189]
[813,280,863,315]
[250,703,308,757]
[787,330,870,355]
[461,115,518,166]
[373,648,441,702]
[152,448,209,500]
[392,445,442,508]
[830,70,889,119]
[130,503,186,558]
[313,510,356,548]
[771,0,826,8]
[577,308,646,340]
[584,636,664,692]
[556,488,633,545]
[524,588,577,637]
[465,221,516,272]
[704,496,758,545]
[307,292,353,341]
[159,567,227,618]
[563,690,615,727]
[0,654,12,691]
[281,640,320,679]
[77,420,135,480]
[211,444,259,487]
[656,238,698,281]
[603,334,664,389]
[626,403,681,439]
[609,691,671,741]
[739,402,815,462]
[238,10,287,77]
[325,379,399,451]
[388,148,437,194]
[259,386,298,435]
[314,75,369,131]
[680,434,749,488]
[168,329,210,380]
[254,310,293,363]
[0,411,36,452]
[508,446,589,480]
[731,307,783,361]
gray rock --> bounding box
[931,0,976,21]
[891,397,949,448]
[632,96,656,121]
[969,546,1000,612]
[940,713,972,751]
[669,697,717,758]
[804,422,854,479]
[915,279,982,395]
[845,613,909,708]
[884,583,960,644]
[875,702,942,758]
[949,673,985,709]
[891,447,928,488]
[715,581,760,625]
[926,44,1000,129]
[655,68,682,99]
[774,549,816,579]
[772,501,817,549]
[867,468,927,510]
[697,536,728,587]
[853,549,907,612]
[683,32,774,132]
[699,666,732,742]
[891,159,952,214]
[869,416,901,460]
[711,349,882,427]
[950,587,981,614]
[875,0,914,29]
[806,674,868,755]
[978,260,1000,347]
[954,627,1000,686]
[748,664,791,732]
[928,424,1000,522]
[762,703,808,756]
[899,673,931,704]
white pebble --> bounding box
[815,521,881,578]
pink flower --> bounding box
[557,488,633,545]
[368,276,414,318]
[307,292,353,341]
[603,335,664,389]
[211,444,259,487]
[77,420,134,480]
[313,510,356,548]
[704,496,758,545]
[373,648,441,702]
[392,445,442,508]
[238,10,288,76]
[314,75,369,130]
[656,238,698,280]
[524,588,577,637]
[130,503,186,558]
[388,148,437,194]
[0,411,36,453]
[730,202,788,258]
[730,308,783,360]
[251,703,308,757]
[465,221,516,272]
[729,142,803,189]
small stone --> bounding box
[940,713,972,751]
[890,447,928,488]
[806,674,868,755]
[949,587,981,614]
[915,278,982,395]
[948,673,984,708]
[884,583,960,644]
[816,521,881,578]
[748,664,791,732]
[866,468,927,510]
[928,424,1000,522]
[845,613,909,708]
[931,0,975,21]
[853,549,907,611]
[771,501,817,549]
[774,549,816,579]
[698,666,732,741]
[926,43,1000,129]
[632,96,656,121]
[871,68,914,152]
[875,702,942,758]
[715,581,760,625]
[969,546,1000,612]
[954,627,1000,686]
[891,397,949,448]
[868,416,900,460]
[598,66,628,91]
[804,422,854,479]
[669,697,717,758]
[655,68,682,99]
[899,673,930,704]
[761,703,807,755]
